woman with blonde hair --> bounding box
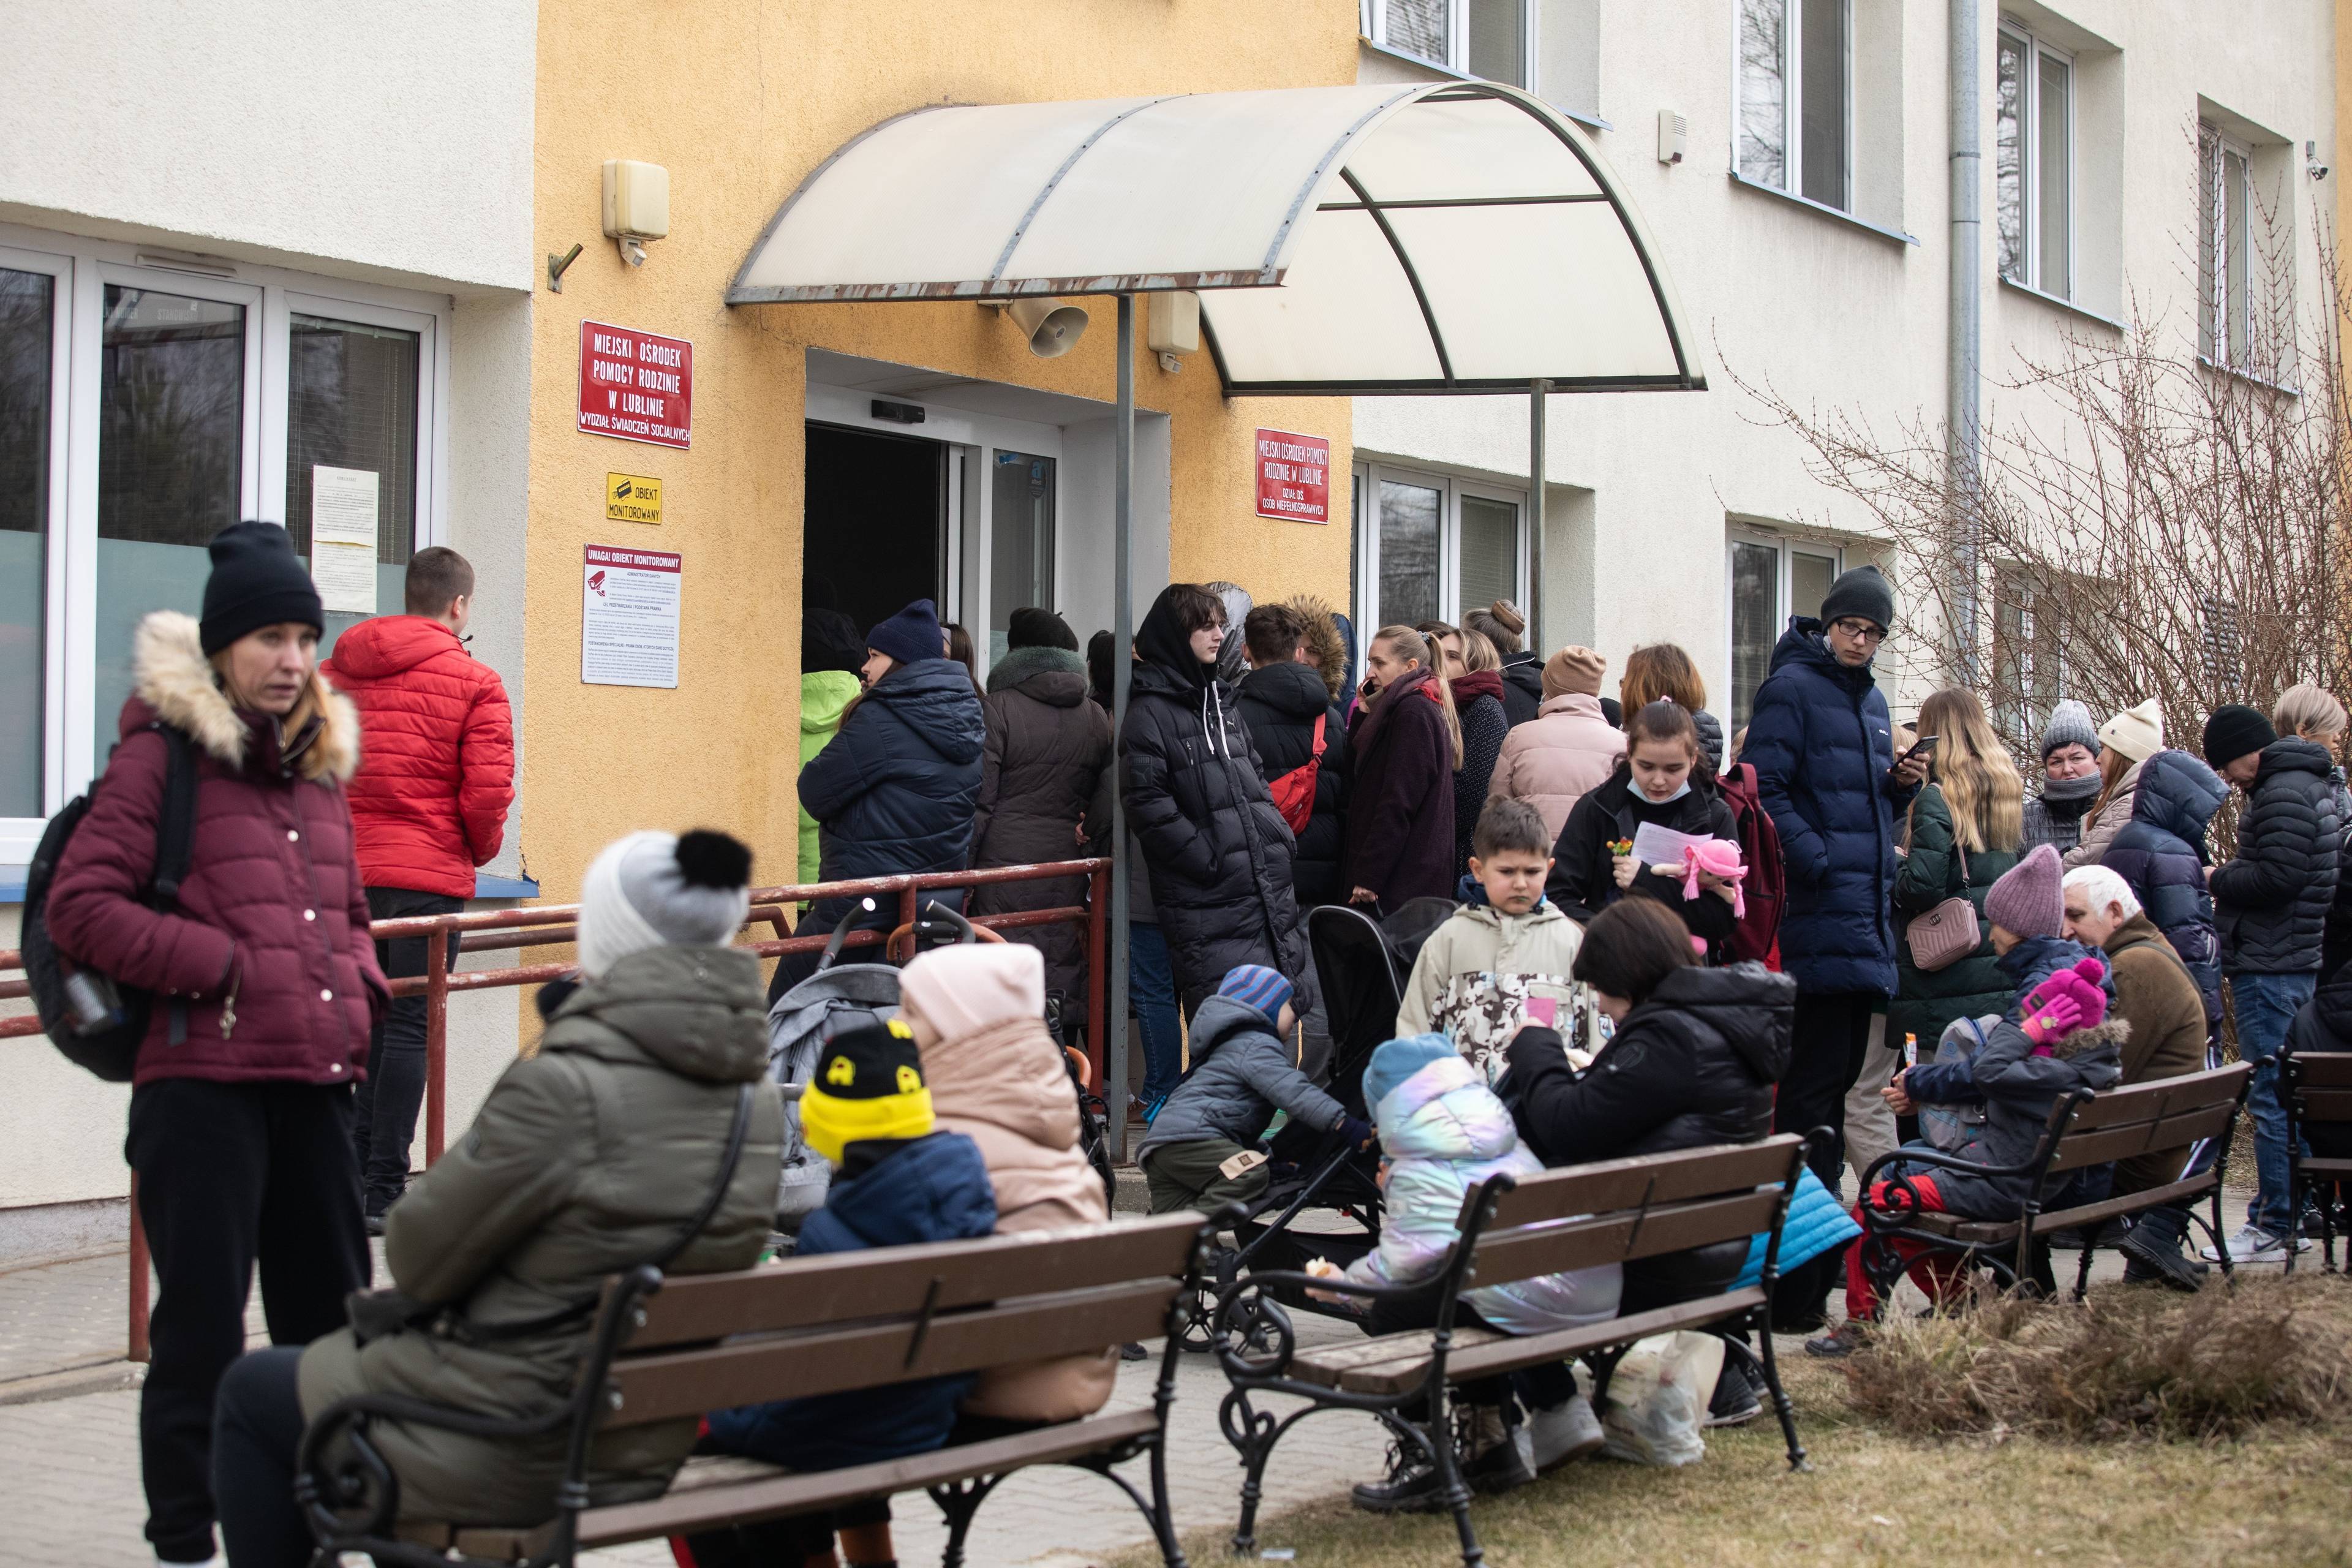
[1345,625,1461,913]
[2066,698,2164,869]
[1441,626,1511,875]
[2274,682,2352,979]
[1621,641,1727,778]
[1887,688,2027,1047]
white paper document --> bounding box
[582,544,682,688]
[310,466,380,614]
[1629,821,1722,870]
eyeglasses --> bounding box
[1828,619,1888,644]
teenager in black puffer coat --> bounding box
[1234,605,1348,911]
[2101,749,2228,1033]
[1121,584,1304,1017]
[1504,899,1794,1312]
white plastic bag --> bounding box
[1599,1331,1723,1466]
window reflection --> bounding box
[0,268,53,815]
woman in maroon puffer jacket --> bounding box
[1344,625,1461,914]
[46,521,385,1568]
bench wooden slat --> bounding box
[2046,1102,2234,1174]
[1479,1137,1800,1231]
[2065,1066,2245,1131]
[2288,1053,2352,1089]
[609,1280,1175,1426]
[628,1215,1202,1348]
[1284,1327,1507,1387]
[1466,1188,1782,1284]
[1289,1287,1770,1396]
[2293,1088,2352,1120]
[1897,1170,2218,1245]
[2299,1156,2352,1175]
[574,1408,1164,1547]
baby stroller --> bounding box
[1178,899,1453,1346]
[767,895,1115,1238]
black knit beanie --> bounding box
[2201,704,2277,771]
[802,608,867,676]
[201,521,323,655]
[1007,606,1078,652]
[1818,564,1895,633]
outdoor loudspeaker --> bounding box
[1005,298,1088,357]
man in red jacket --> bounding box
[320,546,514,1229]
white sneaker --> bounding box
[2201,1224,2308,1264]
[156,1555,224,1568]
[1527,1392,1605,1471]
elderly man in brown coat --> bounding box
[2064,864,2213,1292]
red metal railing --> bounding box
[1,857,1111,1362]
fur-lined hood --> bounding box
[2042,1014,2130,1061]
[130,611,361,783]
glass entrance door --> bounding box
[987,449,1055,668]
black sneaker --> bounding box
[1351,1444,1447,1514]
[1458,1407,1534,1494]
[1118,1341,1149,1361]
[1705,1353,1763,1428]
[1804,1320,1868,1359]
[2117,1229,2207,1294]
[364,1211,388,1238]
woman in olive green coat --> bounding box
[1889,692,2027,1050]
[214,831,785,1561]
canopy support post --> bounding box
[1109,292,1135,1163]
[1528,379,1550,652]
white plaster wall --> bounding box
[1,0,534,296]
[1352,0,2335,718]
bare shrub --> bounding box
[1842,1275,2352,1441]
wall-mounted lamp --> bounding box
[1147,290,1199,374]
[2309,140,2330,181]
[602,160,671,268]
[984,297,1090,357]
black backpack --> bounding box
[20,723,198,1080]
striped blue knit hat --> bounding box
[1217,964,1294,1022]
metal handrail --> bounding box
[1,855,1114,1362]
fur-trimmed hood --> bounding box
[129,611,361,783]
[2042,1014,2130,1061]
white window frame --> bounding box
[0,222,451,865]
[2199,121,2257,371]
[1360,0,1539,88]
[1352,462,1529,636]
[1732,0,1854,213]
[1724,529,1843,729]
[1996,21,2074,300]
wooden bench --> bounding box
[2285,1046,2352,1276]
[295,1211,1215,1568]
[1208,1134,1811,1568]
[1853,1063,2252,1308]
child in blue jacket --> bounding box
[689,1020,997,1568]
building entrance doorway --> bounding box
[802,421,945,638]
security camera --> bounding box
[2308,141,2329,181]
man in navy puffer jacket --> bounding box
[2100,749,2228,1036]
[1740,567,1925,1322]
[772,599,986,1000]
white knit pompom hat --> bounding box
[576,829,753,979]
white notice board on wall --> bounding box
[311,465,379,614]
[582,544,681,688]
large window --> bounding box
[1726,532,1841,731]
[2198,120,2256,370]
[987,449,1057,668]
[1363,0,1534,87]
[1996,23,2072,299]
[1736,0,1850,211]
[1354,464,1526,635]
[0,227,445,863]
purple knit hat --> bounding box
[1984,843,2064,941]
[1217,964,1294,1022]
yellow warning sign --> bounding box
[606,472,662,524]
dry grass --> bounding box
[1109,1281,2352,1568]
[1844,1274,2352,1441]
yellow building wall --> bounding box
[522,1,1359,956]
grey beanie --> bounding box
[576,829,753,978]
[2038,699,2101,761]
[1819,564,1895,633]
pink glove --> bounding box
[2019,957,2108,1047]
[2020,993,2086,1049]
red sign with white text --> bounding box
[1254,428,1330,523]
[578,321,693,449]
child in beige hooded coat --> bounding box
[899,941,1116,1423]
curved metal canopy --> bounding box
[729,81,1703,396]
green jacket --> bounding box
[300,945,785,1528]
[799,671,864,884]
[1890,784,2022,1047]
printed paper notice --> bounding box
[582,544,681,688]
[311,466,379,614]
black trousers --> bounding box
[212,1346,312,1568]
[129,1079,370,1563]
[1365,1286,1575,1424]
[1771,989,1878,1326]
[355,886,463,1216]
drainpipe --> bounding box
[1948,0,1983,684]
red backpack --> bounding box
[1716,761,1786,969]
[1267,713,1327,835]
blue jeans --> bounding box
[1130,922,1185,1109]
[2228,970,2316,1234]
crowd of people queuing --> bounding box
[37,519,2352,1564]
